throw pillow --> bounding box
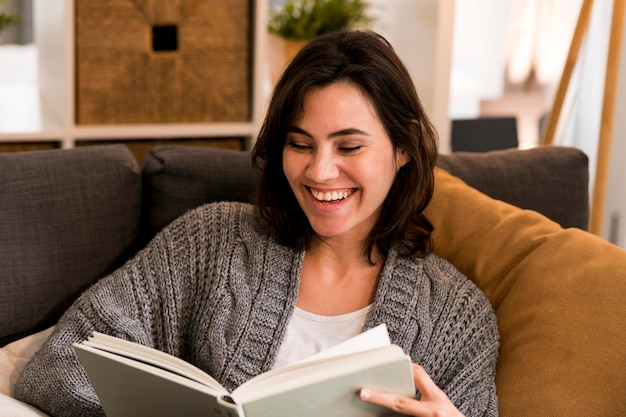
[425,168,626,416]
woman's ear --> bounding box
[396,119,421,170]
[396,148,410,170]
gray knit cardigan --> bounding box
[15,202,499,417]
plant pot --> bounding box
[268,33,309,84]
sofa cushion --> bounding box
[425,169,626,416]
[0,327,53,396]
[141,146,260,240]
[0,393,48,417]
[437,146,589,230]
[141,145,589,237]
[0,146,141,345]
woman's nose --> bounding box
[306,151,339,183]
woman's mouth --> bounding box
[309,187,354,202]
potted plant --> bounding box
[268,0,373,40]
[0,0,19,34]
[267,0,373,82]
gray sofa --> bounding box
[5,143,625,417]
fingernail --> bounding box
[359,388,371,400]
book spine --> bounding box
[217,395,245,417]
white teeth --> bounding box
[311,189,352,202]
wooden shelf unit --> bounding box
[0,0,270,158]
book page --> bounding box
[239,353,414,417]
[300,323,391,363]
[235,324,392,389]
[231,324,405,402]
[232,344,411,404]
[83,332,223,389]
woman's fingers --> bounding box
[411,363,441,398]
[358,363,465,417]
[359,386,428,416]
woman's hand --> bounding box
[358,363,465,417]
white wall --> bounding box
[553,0,626,247]
[370,0,455,153]
[603,4,626,247]
[559,0,611,202]
[448,0,511,119]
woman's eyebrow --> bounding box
[287,126,313,138]
[329,128,370,138]
[287,126,370,138]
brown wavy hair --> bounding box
[252,29,438,261]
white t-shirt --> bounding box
[273,304,372,369]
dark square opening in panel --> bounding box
[152,25,178,51]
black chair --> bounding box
[450,116,519,153]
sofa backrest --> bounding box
[142,144,589,238]
[0,144,589,345]
[141,146,260,242]
[0,146,142,345]
[437,146,589,230]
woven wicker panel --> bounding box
[75,0,251,124]
[0,142,60,153]
[76,137,245,166]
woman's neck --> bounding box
[296,236,383,315]
[306,234,382,266]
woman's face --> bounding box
[282,82,408,246]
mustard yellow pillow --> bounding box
[426,168,626,417]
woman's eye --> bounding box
[287,141,311,151]
[339,146,362,153]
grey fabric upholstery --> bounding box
[0,146,141,345]
[437,146,589,230]
[142,145,590,237]
[0,143,589,346]
[141,146,260,240]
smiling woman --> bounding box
[252,29,499,416]
[15,29,498,417]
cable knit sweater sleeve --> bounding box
[367,251,499,417]
[13,202,240,417]
[421,257,499,417]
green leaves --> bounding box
[0,0,20,34]
[268,0,373,40]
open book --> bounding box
[73,324,415,417]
